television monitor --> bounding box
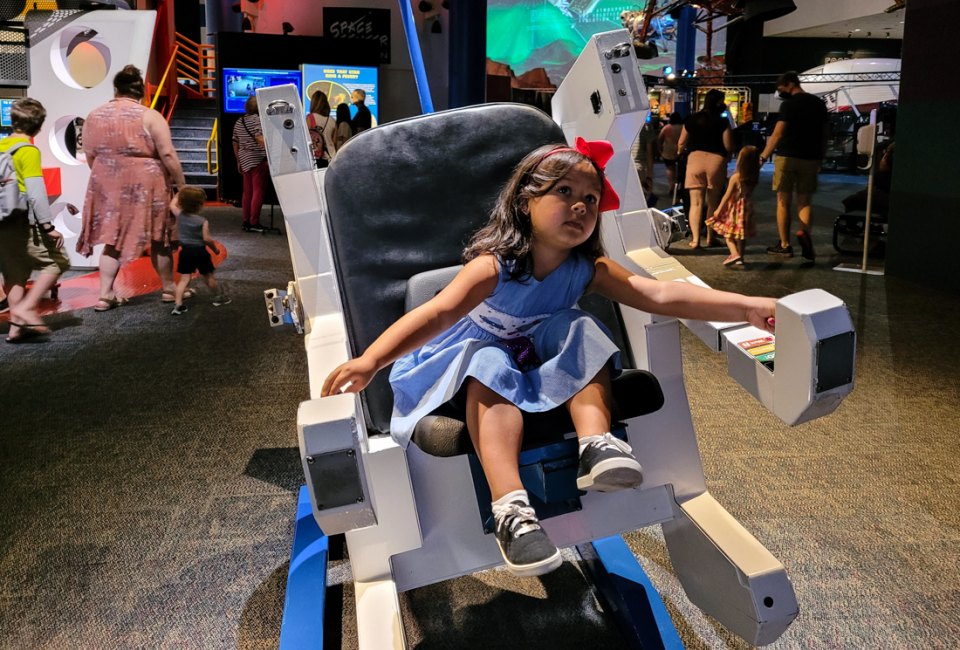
[222,68,302,114]
[0,99,13,127]
[301,64,379,126]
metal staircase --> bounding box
[148,31,220,199]
[170,98,219,198]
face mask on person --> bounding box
[778,90,791,100]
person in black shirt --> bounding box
[350,89,372,134]
[759,71,828,261]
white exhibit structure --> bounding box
[801,57,900,112]
[261,29,855,649]
[25,8,156,268]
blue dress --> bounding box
[389,253,622,447]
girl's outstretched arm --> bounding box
[589,257,776,332]
[321,254,500,397]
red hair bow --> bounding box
[546,137,621,212]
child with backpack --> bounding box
[168,186,230,315]
[0,98,68,343]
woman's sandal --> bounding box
[722,255,743,267]
[94,296,128,312]
[6,322,50,343]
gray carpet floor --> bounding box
[2,166,958,649]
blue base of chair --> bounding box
[579,536,684,650]
[279,486,329,650]
[280,487,681,649]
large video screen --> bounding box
[487,2,720,89]
[301,64,379,126]
[222,68,302,114]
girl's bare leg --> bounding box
[566,367,613,439]
[725,236,740,260]
[465,379,524,501]
[568,367,643,492]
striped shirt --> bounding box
[232,114,266,172]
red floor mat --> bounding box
[1,244,227,320]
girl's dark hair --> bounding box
[335,103,351,123]
[736,145,760,188]
[310,91,331,117]
[114,64,145,100]
[668,111,682,125]
[463,144,606,281]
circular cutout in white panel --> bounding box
[49,201,82,237]
[50,26,112,89]
[49,115,86,165]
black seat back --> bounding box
[324,104,566,434]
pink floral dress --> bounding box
[77,98,175,263]
[706,178,756,240]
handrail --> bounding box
[164,91,180,122]
[206,118,219,175]
[150,42,180,110]
[175,32,217,97]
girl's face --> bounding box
[525,162,601,254]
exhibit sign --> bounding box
[301,63,379,126]
[322,7,390,65]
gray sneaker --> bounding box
[577,433,644,492]
[493,501,562,577]
[212,295,232,307]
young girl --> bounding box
[321,138,775,577]
[706,146,760,267]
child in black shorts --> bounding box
[169,187,229,315]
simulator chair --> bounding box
[262,32,854,645]
[270,101,831,649]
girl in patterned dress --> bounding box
[322,138,776,577]
[707,146,761,267]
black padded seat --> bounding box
[324,104,568,436]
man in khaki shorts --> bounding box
[759,71,828,261]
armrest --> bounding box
[298,393,377,535]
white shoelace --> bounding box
[494,502,541,538]
[584,432,633,455]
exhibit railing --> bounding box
[150,42,180,120]
[175,32,216,98]
[207,118,219,175]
